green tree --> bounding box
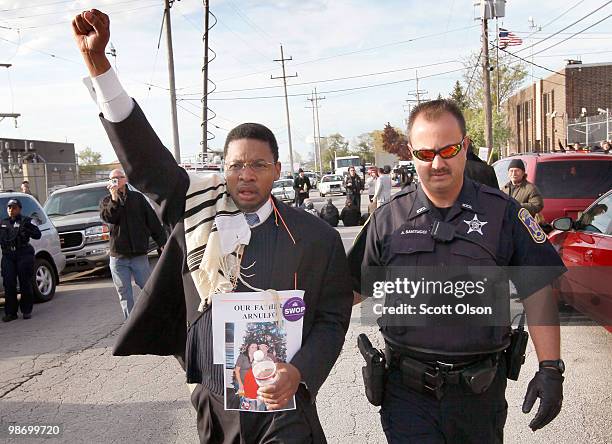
[463,51,527,108]
[320,133,350,169]
[77,147,102,165]
[449,80,469,111]
[351,133,375,164]
[459,51,527,153]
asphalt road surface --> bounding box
[0,190,610,443]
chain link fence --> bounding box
[567,113,612,146]
[0,162,108,204]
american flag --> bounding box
[499,28,523,48]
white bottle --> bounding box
[252,350,277,386]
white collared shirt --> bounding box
[245,199,272,228]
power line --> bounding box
[532,12,612,56]
[178,66,471,102]
[212,24,478,84]
[514,0,612,54]
[178,60,462,96]
[7,3,161,30]
[0,0,96,13]
[1,0,156,20]
[497,45,612,92]
[518,0,585,43]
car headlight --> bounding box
[85,224,110,244]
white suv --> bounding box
[0,193,65,303]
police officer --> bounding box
[349,100,566,443]
[1,198,41,322]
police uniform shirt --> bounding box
[348,178,566,356]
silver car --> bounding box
[44,181,164,273]
[0,192,65,303]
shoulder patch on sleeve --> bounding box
[518,207,546,243]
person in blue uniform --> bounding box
[1,198,42,322]
[349,100,566,443]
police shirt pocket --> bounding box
[385,235,435,266]
[451,241,496,265]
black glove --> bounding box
[522,368,564,431]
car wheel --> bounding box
[33,258,57,303]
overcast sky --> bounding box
[1,0,611,163]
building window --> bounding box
[543,94,549,115]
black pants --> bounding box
[190,384,325,444]
[380,360,508,444]
[348,192,360,208]
[294,192,308,207]
[2,249,35,316]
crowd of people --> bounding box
[554,140,612,153]
[2,9,570,443]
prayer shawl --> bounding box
[184,173,250,311]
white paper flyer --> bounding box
[211,290,306,412]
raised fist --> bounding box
[72,9,110,55]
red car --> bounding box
[549,189,612,332]
[493,152,612,222]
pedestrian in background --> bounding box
[465,143,499,189]
[303,198,318,217]
[365,169,378,202]
[20,181,39,201]
[100,169,167,319]
[1,199,41,322]
[344,166,363,208]
[320,198,340,227]
[502,159,544,217]
[292,168,311,207]
[340,199,361,227]
[373,166,392,207]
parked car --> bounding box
[318,174,346,197]
[271,179,295,203]
[44,181,162,274]
[493,152,612,222]
[303,171,319,188]
[0,192,65,303]
[549,189,612,332]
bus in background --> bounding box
[334,155,361,176]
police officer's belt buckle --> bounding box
[398,355,445,400]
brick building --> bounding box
[505,61,612,156]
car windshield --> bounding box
[44,186,109,216]
[322,175,343,182]
[535,160,612,199]
[0,196,46,223]
[273,180,292,188]
[336,158,360,168]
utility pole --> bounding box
[405,70,428,106]
[201,0,210,157]
[495,19,500,113]
[164,0,181,162]
[481,8,494,151]
[306,93,319,174]
[272,45,298,175]
[313,88,325,176]
[0,64,20,126]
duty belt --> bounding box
[385,344,501,399]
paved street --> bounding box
[0,191,611,443]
